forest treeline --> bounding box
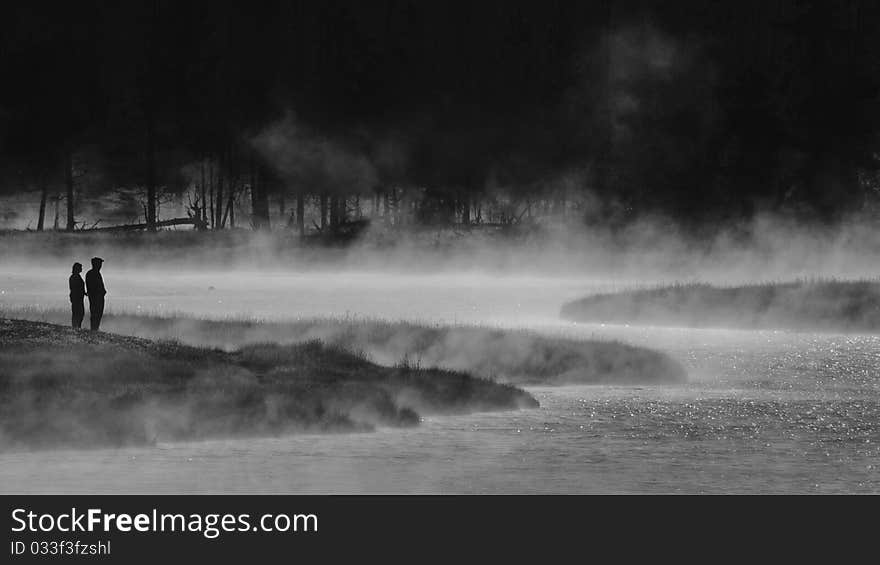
[1,0,880,234]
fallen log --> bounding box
[80,217,204,232]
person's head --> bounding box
[72,262,82,274]
[91,257,104,271]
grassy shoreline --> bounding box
[3,308,688,386]
[560,279,880,332]
[0,318,537,450]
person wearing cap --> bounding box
[69,262,86,329]
[85,257,107,331]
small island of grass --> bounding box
[560,279,880,332]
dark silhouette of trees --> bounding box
[1,1,880,232]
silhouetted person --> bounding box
[69,262,85,329]
[85,257,106,331]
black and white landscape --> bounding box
[1,2,879,494]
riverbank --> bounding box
[3,309,688,385]
[0,318,536,449]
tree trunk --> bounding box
[339,195,347,223]
[146,113,157,231]
[225,188,235,228]
[249,163,259,229]
[143,0,159,232]
[53,194,60,230]
[200,159,207,226]
[215,164,224,229]
[65,149,75,231]
[296,190,305,236]
[329,195,339,228]
[320,192,328,230]
[392,189,402,225]
[36,182,48,231]
[250,162,270,230]
[208,159,215,229]
[258,176,268,228]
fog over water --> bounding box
[0,267,597,326]
[1,254,879,493]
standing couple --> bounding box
[69,257,107,331]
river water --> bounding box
[1,267,878,493]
